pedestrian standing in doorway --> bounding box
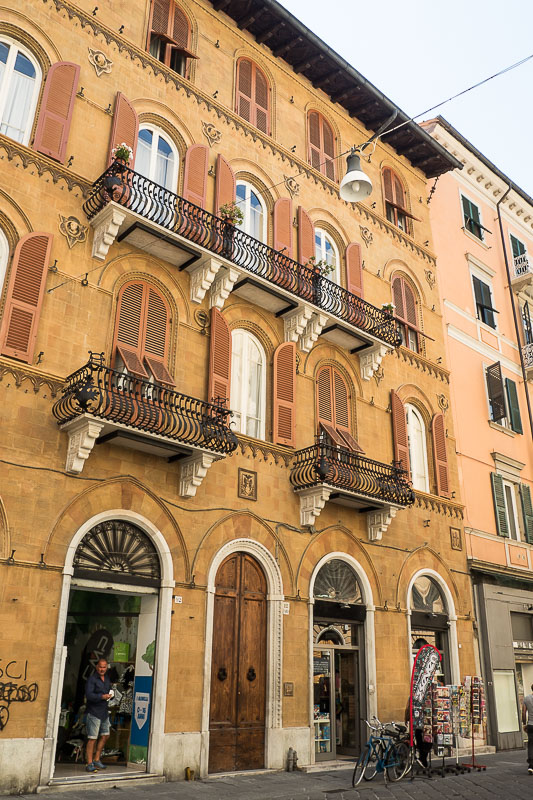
[522,683,533,775]
[85,658,113,772]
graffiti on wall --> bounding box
[0,659,38,731]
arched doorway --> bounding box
[208,552,267,773]
[53,520,162,780]
[312,559,366,760]
[409,574,451,683]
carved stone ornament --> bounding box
[283,306,313,347]
[88,47,113,77]
[179,452,220,497]
[300,312,328,353]
[373,366,384,386]
[366,506,397,541]
[61,416,105,473]
[283,174,300,197]
[238,467,257,501]
[437,393,449,414]
[425,269,436,289]
[360,225,373,247]
[187,256,222,304]
[298,486,332,526]
[59,214,88,248]
[202,121,221,147]
[209,266,240,310]
[90,204,127,259]
[360,343,391,381]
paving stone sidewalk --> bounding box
[27,749,533,800]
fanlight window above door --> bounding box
[314,559,362,605]
[73,520,161,586]
[410,575,445,614]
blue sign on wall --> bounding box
[130,675,152,747]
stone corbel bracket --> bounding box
[209,266,240,310]
[187,256,223,304]
[360,343,391,381]
[283,306,313,345]
[297,486,332,526]
[90,204,127,260]
[300,312,328,353]
[366,506,397,541]
[61,416,105,473]
[179,451,221,497]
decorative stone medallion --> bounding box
[88,47,113,77]
[202,121,221,147]
[450,526,462,550]
[437,393,449,414]
[425,269,436,289]
[238,468,257,501]
[59,215,88,248]
[283,174,299,197]
[360,225,373,247]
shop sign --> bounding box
[313,657,330,676]
[513,640,533,650]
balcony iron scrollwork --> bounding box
[290,437,414,507]
[83,162,401,347]
[52,352,238,455]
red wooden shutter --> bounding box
[143,286,174,384]
[215,154,236,215]
[254,67,269,134]
[273,198,292,258]
[317,366,334,426]
[183,144,209,208]
[308,112,335,180]
[236,58,253,122]
[298,206,315,266]
[114,282,149,377]
[393,173,406,209]
[432,413,450,498]
[107,92,139,167]
[383,168,394,204]
[208,308,231,404]
[33,62,79,163]
[391,390,410,473]
[346,242,363,298]
[333,370,350,433]
[273,342,296,446]
[308,111,322,171]
[150,0,171,36]
[0,233,52,363]
[392,276,405,320]
[172,6,189,47]
[403,282,418,327]
[322,118,335,181]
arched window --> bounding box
[392,275,420,352]
[230,329,266,439]
[315,228,339,284]
[73,520,161,585]
[313,559,363,605]
[405,404,429,493]
[148,0,194,76]
[383,167,411,232]
[410,575,450,682]
[410,575,446,614]
[136,125,178,189]
[316,364,361,452]
[235,58,270,135]
[308,111,335,181]
[0,228,9,296]
[236,180,266,242]
[0,38,41,145]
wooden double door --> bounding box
[209,552,267,773]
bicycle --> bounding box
[352,717,411,786]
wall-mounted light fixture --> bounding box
[7,549,15,565]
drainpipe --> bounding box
[496,184,533,441]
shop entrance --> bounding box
[52,520,161,781]
[410,575,451,683]
[208,552,267,773]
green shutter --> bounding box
[491,473,509,537]
[520,484,533,544]
[510,234,526,259]
[505,378,523,434]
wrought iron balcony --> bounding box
[53,353,237,496]
[290,438,414,535]
[511,253,533,291]
[523,343,533,380]
[83,163,400,371]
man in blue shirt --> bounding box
[85,658,112,772]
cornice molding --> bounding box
[0,134,90,197]
[0,357,63,397]
[413,491,464,520]
[357,204,436,266]
[230,434,293,466]
[393,347,450,383]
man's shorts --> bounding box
[86,712,110,739]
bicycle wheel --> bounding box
[385,741,410,782]
[363,741,382,780]
[352,745,370,787]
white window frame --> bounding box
[314,227,340,285]
[503,479,521,541]
[405,403,429,494]
[0,37,41,146]
[236,180,267,243]
[0,227,9,295]
[230,328,266,440]
[136,124,179,190]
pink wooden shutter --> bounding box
[113,282,149,378]
[254,66,270,135]
[107,92,139,167]
[0,233,52,363]
[383,168,394,204]
[150,0,171,37]
[273,198,292,258]
[322,117,336,181]
[215,154,236,215]
[346,242,363,298]
[183,144,209,208]
[392,276,405,320]
[308,111,321,171]
[236,59,253,122]
[432,413,450,498]
[391,390,410,474]
[143,286,174,384]
[33,62,80,163]
[208,308,231,405]
[297,206,315,265]
[273,342,296,446]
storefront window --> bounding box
[313,559,362,605]
[493,670,520,733]
[411,575,445,614]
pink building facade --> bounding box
[424,117,533,750]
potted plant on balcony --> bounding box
[218,201,244,258]
[112,142,134,167]
[306,256,335,307]
[381,302,395,315]
[106,143,134,205]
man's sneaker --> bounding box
[86,763,97,773]
[528,767,533,774]
[93,760,107,770]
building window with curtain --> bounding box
[147,1,195,76]
[230,329,266,439]
[405,404,429,493]
[314,228,339,284]
[235,59,270,135]
[0,38,41,145]
[235,181,266,242]
[136,125,178,189]
[382,167,412,233]
[391,275,420,352]
[307,111,335,181]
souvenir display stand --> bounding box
[463,676,487,772]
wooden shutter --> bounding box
[317,366,334,426]
[486,362,506,422]
[33,62,79,163]
[431,413,450,498]
[150,0,171,36]
[316,365,359,450]
[383,168,394,204]
[273,342,295,446]
[208,308,231,404]
[391,390,410,473]
[392,276,405,320]
[0,233,52,363]
[298,206,315,266]
[172,6,189,47]
[183,144,209,208]
[143,287,173,384]
[254,66,269,134]
[520,484,533,544]
[322,118,335,181]
[403,283,418,327]
[346,242,363,298]
[215,154,236,215]
[236,58,253,123]
[308,111,321,171]
[491,473,509,537]
[236,59,270,134]
[107,92,139,167]
[333,369,350,433]
[113,282,149,378]
[505,378,523,434]
[273,198,292,258]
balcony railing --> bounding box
[52,353,238,455]
[290,439,414,507]
[83,163,401,348]
[514,253,531,280]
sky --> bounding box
[279,0,533,197]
